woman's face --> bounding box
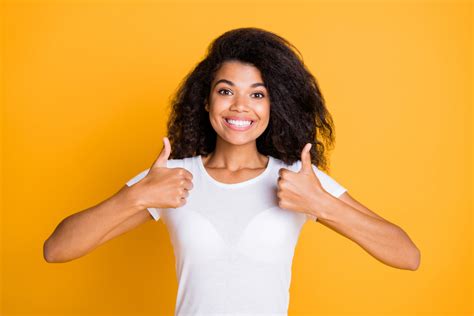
[206,60,270,146]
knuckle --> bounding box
[279,168,286,177]
[278,180,286,189]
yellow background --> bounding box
[1,0,472,315]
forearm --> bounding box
[309,193,420,270]
[44,185,143,263]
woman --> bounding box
[44,27,420,315]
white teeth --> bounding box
[226,119,252,126]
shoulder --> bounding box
[167,157,186,168]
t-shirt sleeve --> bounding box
[306,163,348,222]
[312,164,347,198]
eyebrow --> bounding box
[213,79,266,89]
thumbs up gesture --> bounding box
[134,136,194,209]
[276,143,327,216]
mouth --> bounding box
[223,117,255,131]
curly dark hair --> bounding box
[166,27,338,173]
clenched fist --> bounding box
[276,143,328,216]
[134,136,194,209]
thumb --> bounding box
[299,143,313,174]
[150,136,171,169]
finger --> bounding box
[278,177,298,191]
[183,179,194,191]
[150,136,171,169]
[180,169,194,181]
[299,143,313,174]
[185,172,194,181]
[278,167,292,178]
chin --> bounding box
[222,136,257,146]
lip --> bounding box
[223,117,255,131]
[224,116,256,121]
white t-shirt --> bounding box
[126,155,347,316]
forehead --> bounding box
[213,60,264,83]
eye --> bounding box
[252,92,265,98]
[217,89,233,96]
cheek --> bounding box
[256,102,271,122]
[209,99,230,118]
[208,112,221,129]
[208,109,226,131]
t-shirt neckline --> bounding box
[197,154,273,188]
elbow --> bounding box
[408,247,421,271]
[43,244,53,263]
[43,238,55,263]
[43,238,61,263]
[43,237,88,263]
[395,226,421,271]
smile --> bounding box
[223,117,255,131]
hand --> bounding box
[134,136,194,209]
[276,143,327,216]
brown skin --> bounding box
[45,60,420,269]
[276,143,326,216]
[202,60,271,180]
[43,137,194,263]
[203,60,420,270]
[277,133,420,270]
[135,137,194,210]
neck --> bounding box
[203,138,268,171]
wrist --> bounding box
[121,184,147,212]
[306,190,334,219]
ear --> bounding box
[204,100,209,112]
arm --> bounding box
[43,184,151,263]
[309,191,421,271]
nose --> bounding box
[229,93,250,112]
